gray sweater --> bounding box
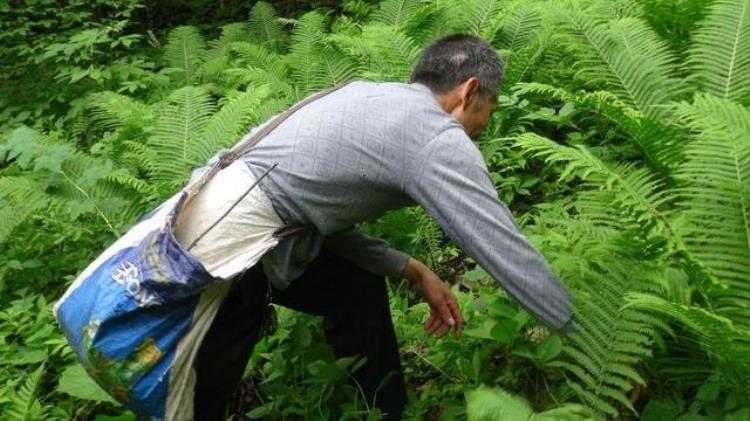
[233,81,572,331]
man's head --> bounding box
[411,34,504,137]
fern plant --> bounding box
[163,26,206,86]
[508,1,750,416]
[525,202,668,417]
[689,0,750,104]
[5,363,47,420]
[672,94,750,328]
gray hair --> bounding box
[410,34,504,102]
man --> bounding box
[192,34,573,420]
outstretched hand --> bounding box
[403,257,463,338]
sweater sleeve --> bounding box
[323,226,411,280]
[405,128,574,332]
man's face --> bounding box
[441,78,498,138]
[462,98,497,137]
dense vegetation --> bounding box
[1,0,749,419]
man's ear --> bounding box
[461,77,480,110]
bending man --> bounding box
[188,34,573,420]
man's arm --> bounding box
[324,227,464,337]
[405,128,574,333]
[323,225,410,280]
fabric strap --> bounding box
[185,83,351,199]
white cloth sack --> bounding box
[174,160,284,279]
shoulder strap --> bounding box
[186,82,351,197]
[228,82,350,160]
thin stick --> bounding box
[187,162,278,251]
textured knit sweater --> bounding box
[226,81,573,331]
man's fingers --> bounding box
[425,313,440,335]
[436,322,451,337]
[424,313,435,330]
[438,301,455,328]
[447,296,463,337]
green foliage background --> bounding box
[1,0,749,419]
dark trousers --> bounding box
[193,250,407,420]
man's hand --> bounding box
[403,257,463,338]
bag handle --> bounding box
[186,82,351,197]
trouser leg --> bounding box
[193,266,267,421]
[193,250,407,420]
[272,250,407,420]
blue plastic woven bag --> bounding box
[54,191,234,419]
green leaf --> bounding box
[247,404,273,419]
[463,319,496,340]
[489,301,518,318]
[490,320,519,343]
[57,364,118,404]
[8,348,47,366]
[536,335,563,362]
[2,126,40,169]
[558,102,576,119]
[695,380,721,404]
[462,267,489,281]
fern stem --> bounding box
[405,348,461,384]
[723,0,749,98]
[60,170,119,236]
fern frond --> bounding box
[434,0,506,40]
[314,45,361,91]
[229,41,287,71]
[689,0,750,103]
[248,1,286,52]
[104,170,155,196]
[0,176,49,244]
[626,293,750,389]
[288,11,327,95]
[203,23,252,69]
[5,363,45,421]
[247,97,292,123]
[605,0,646,19]
[497,0,544,52]
[673,95,750,327]
[373,0,422,27]
[225,67,295,99]
[401,1,452,44]
[553,258,656,417]
[331,24,420,81]
[516,133,675,231]
[215,22,251,47]
[502,31,551,87]
[409,207,445,267]
[88,91,150,131]
[527,205,662,417]
[513,82,685,173]
[164,26,206,85]
[465,0,507,41]
[286,12,360,95]
[224,41,293,95]
[548,1,684,118]
[146,86,215,189]
[199,88,270,158]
